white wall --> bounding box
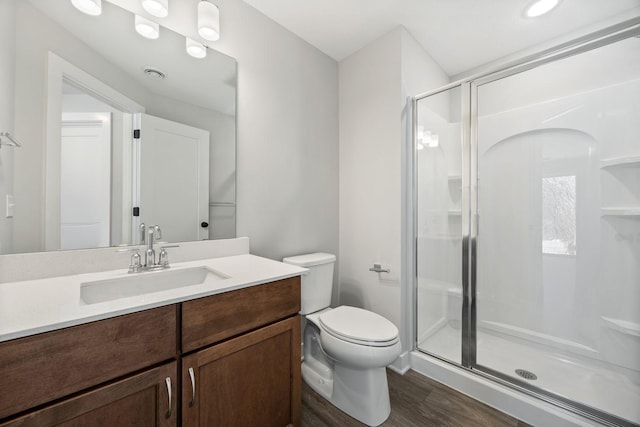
[339,27,448,356]
[0,0,16,255]
[211,2,340,264]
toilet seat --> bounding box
[318,306,399,347]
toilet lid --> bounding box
[319,306,399,347]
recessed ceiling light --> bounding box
[525,0,559,18]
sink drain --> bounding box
[515,369,537,380]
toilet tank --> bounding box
[282,253,336,315]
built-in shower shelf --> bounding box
[600,207,640,217]
[602,317,640,337]
[448,175,462,181]
[600,155,640,168]
[448,209,462,216]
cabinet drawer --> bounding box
[182,276,301,353]
[0,305,177,420]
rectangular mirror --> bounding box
[0,0,236,255]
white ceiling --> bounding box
[241,0,640,76]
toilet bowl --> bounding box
[283,253,401,426]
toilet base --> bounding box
[331,364,391,426]
[303,360,391,427]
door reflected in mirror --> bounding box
[0,0,237,255]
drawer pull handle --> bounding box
[165,377,173,418]
[188,367,196,407]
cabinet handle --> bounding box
[188,367,196,407]
[165,377,173,418]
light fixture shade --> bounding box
[186,37,207,59]
[142,0,168,18]
[198,1,220,41]
[135,15,160,39]
[70,0,102,16]
[525,0,559,17]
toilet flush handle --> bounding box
[369,263,390,273]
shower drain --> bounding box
[515,369,538,380]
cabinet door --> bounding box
[182,316,301,427]
[1,362,177,427]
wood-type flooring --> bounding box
[302,369,533,427]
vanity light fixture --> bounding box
[186,37,207,58]
[141,0,168,18]
[198,1,220,41]
[525,0,559,18]
[70,0,102,16]
[135,15,160,39]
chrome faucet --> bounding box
[118,224,179,273]
[145,225,162,268]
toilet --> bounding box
[283,253,401,426]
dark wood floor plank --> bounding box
[302,369,531,427]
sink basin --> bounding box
[80,266,230,304]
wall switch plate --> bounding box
[6,194,14,218]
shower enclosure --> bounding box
[413,21,639,426]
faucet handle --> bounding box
[117,248,143,273]
[139,223,146,244]
[152,225,162,240]
[158,245,179,267]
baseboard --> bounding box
[388,351,411,374]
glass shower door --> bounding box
[415,86,465,364]
[474,35,640,425]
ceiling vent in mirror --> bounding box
[142,0,169,18]
[71,0,102,16]
[198,1,220,41]
[135,15,160,39]
[143,67,166,79]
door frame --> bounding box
[45,52,144,250]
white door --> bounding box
[60,113,111,250]
[137,113,210,242]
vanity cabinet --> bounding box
[181,276,302,427]
[182,317,300,427]
[0,362,177,427]
[0,276,301,427]
[0,305,177,420]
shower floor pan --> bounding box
[418,324,640,424]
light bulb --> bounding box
[186,38,207,59]
[142,0,168,18]
[198,1,220,41]
[70,0,102,16]
[135,15,159,39]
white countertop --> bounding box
[0,254,307,343]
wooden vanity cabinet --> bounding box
[181,277,302,427]
[0,362,177,427]
[0,305,177,421]
[181,317,301,427]
[0,276,301,427]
